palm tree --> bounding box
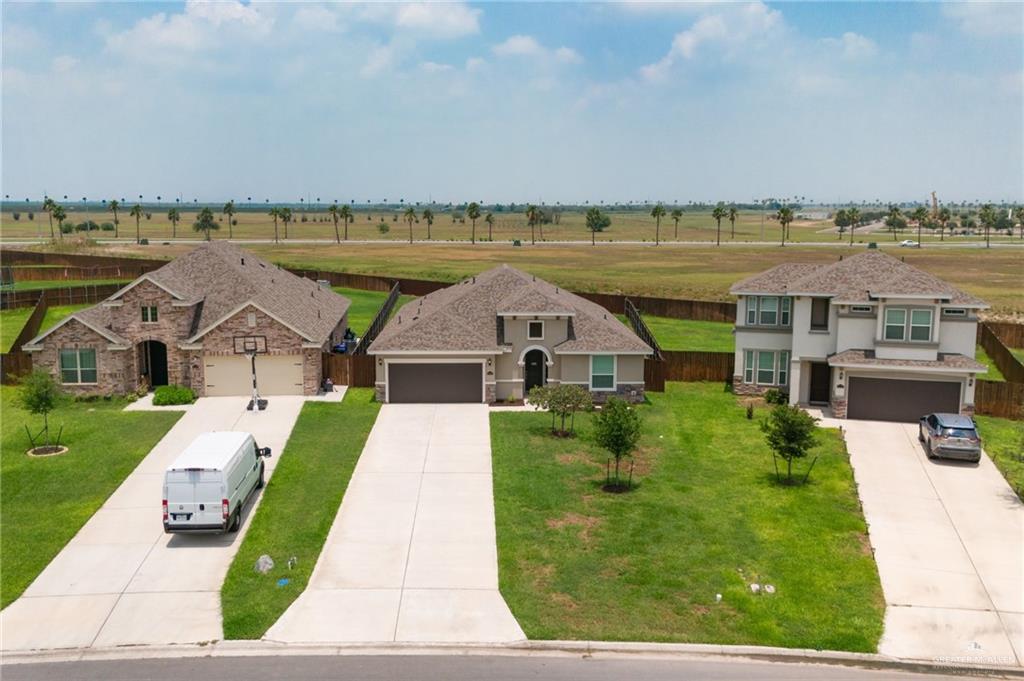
[847,206,861,246]
[339,204,353,240]
[978,203,997,249]
[910,206,928,246]
[525,204,540,245]
[268,207,281,243]
[327,204,342,243]
[281,207,293,239]
[670,208,682,239]
[885,205,904,241]
[42,197,56,239]
[403,206,416,244]
[421,208,434,240]
[167,208,181,238]
[650,203,666,245]
[107,198,120,238]
[936,206,950,241]
[776,206,793,247]
[130,203,144,244]
[52,204,67,238]
[466,202,481,245]
[222,200,236,239]
[711,202,727,246]
[193,207,218,241]
[728,205,738,238]
[484,212,494,241]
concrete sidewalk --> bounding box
[267,404,524,644]
[834,419,1023,668]
[0,396,308,652]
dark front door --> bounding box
[848,377,961,422]
[524,349,547,393]
[809,362,831,404]
[141,340,169,388]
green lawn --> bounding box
[0,386,181,608]
[975,416,1024,500]
[491,382,884,651]
[9,278,129,290]
[975,345,1006,382]
[331,286,415,336]
[0,307,33,352]
[618,314,734,352]
[1011,348,1024,366]
[221,388,381,639]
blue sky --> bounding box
[2,1,1021,205]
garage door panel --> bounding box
[205,355,304,396]
[388,363,481,403]
[848,377,960,422]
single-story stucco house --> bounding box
[368,265,653,403]
[24,241,350,397]
[730,250,988,421]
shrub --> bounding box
[594,397,643,490]
[152,384,196,406]
[27,212,34,220]
[528,384,593,436]
[300,215,308,222]
[145,212,152,220]
[12,212,20,220]
[60,223,74,234]
[763,388,787,405]
[761,404,819,484]
[140,238,149,245]
[100,222,115,231]
[18,371,64,449]
[377,222,390,235]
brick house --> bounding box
[368,265,652,404]
[24,242,350,397]
[729,250,988,421]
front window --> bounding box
[744,350,754,382]
[744,349,788,386]
[884,308,906,341]
[591,355,615,390]
[756,351,775,384]
[910,309,932,341]
[527,320,544,340]
[141,305,158,323]
[60,348,97,384]
[778,351,789,385]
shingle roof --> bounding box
[68,242,349,345]
[730,251,987,307]
[828,349,986,372]
[369,265,652,355]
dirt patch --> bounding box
[692,604,711,616]
[857,532,874,557]
[549,592,578,610]
[546,512,601,544]
[556,452,591,465]
[27,445,68,457]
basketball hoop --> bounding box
[234,336,268,411]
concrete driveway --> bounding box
[837,419,1023,667]
[0,395,308,652]
[267,403,524,644]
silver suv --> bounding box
[918,413,982,463]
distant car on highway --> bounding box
[899,239,919,247]
[918,413,982,462]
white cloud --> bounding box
[361,43,398,78]
[358,2,480,39]
[52,55,79,73]
[943,2,1024,37]
[420,61,454,73]
[493,35,584,65]
[640,2,782,81]
[106,1,272,59]
[466,56,487,72]
[822,32,877,60]
[292,4,342,32]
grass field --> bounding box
[221,388,380,639]
[7,278,130,290]
[0,386,181,608]
[331,286,415,336]
[975,345,1006,382]
[975,416,1024,499]
[619,315,734,352]
[492,382,884,651]
[0,304,93,353]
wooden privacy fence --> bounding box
[1,283,125,310]
[2,265,149,282]
[662,350,735,382]
[354,283,401,354]
[984,321,1024,349]
[0,250,167,270]
[322,353,375,388]
[977,323,1024,384]
[624,298,662,359]
[975,380,1024,419]
[0,296,48,384]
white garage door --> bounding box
[204,355,304,396]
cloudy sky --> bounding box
[2,1,1021,205]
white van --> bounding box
[163,432,272,534]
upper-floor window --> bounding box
[527,320,544,340]
[884,307,933,342]
[810,298,829,331]
[745,296,791,327]
[141,305,158,323]
[942,308,967,317]
[60,348,97,384]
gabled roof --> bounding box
[24,305,129,348]
[369,265,651,355]
[730,251,987,307]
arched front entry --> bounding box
[524,348,548,393]
[139,340,169,389]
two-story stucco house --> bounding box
[729,251,988,421]
[24,241,350,397]
[368,265,652,403]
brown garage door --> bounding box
[847,377,960,422]
[388,363,482,403]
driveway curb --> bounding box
[3,639,1022,677]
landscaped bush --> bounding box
[152,384,196,406]
[100,222,115,231]
[763,388,788,405]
